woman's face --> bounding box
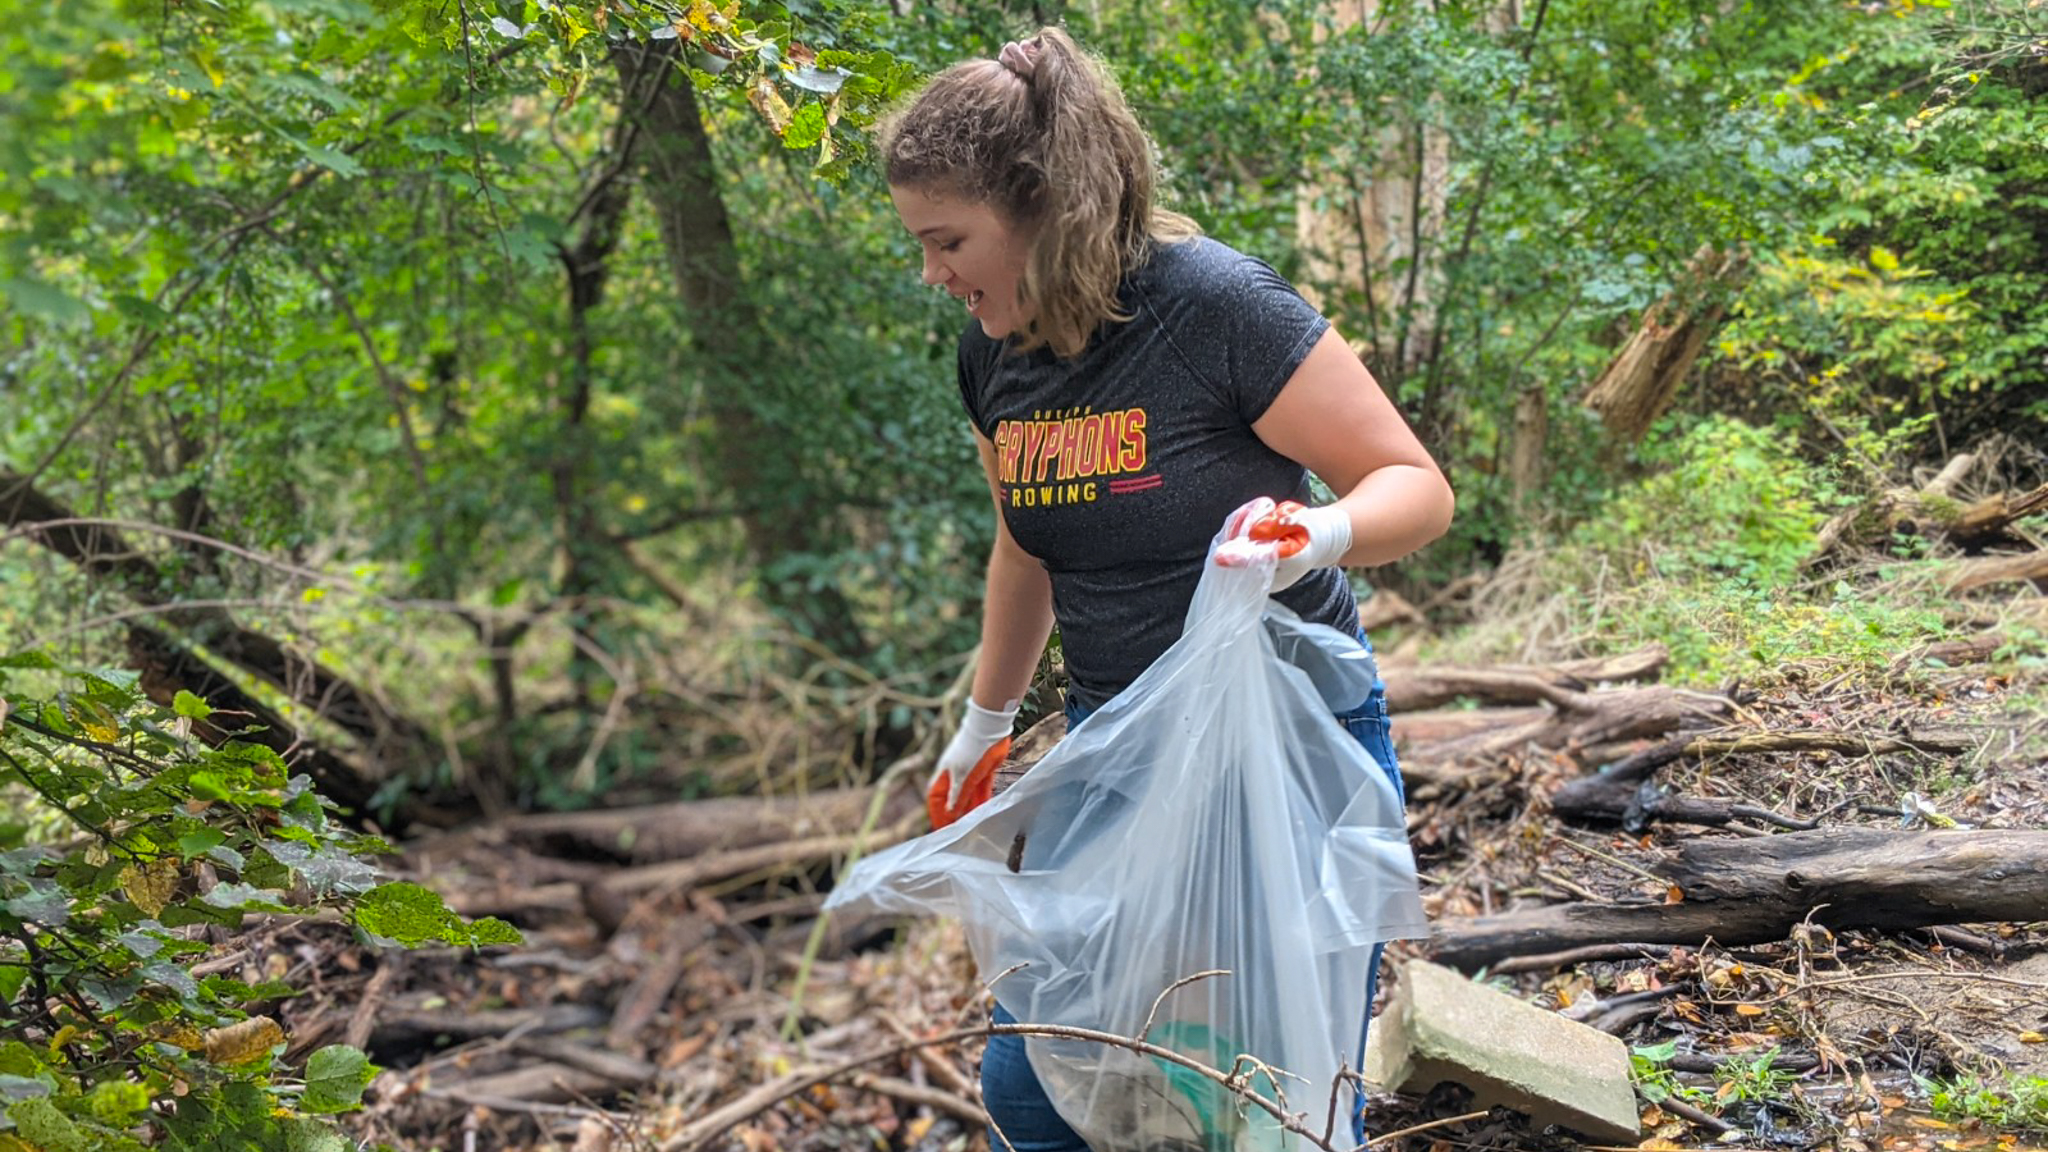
[890,184,1032,340]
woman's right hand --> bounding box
[928,698,1019,820]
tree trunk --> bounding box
[614,41,871,659]
[1430,827,2048,970]
[1295,0,1450,380]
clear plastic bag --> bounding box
[827,532,1428,1151]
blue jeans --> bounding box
[982,662,1406,1152]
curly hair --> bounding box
[879,27,1199,359]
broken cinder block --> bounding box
[1364,958,1641,1143]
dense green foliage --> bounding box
[3,0,2043,807]
[0,654,517,1148]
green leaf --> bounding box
[0,966,26,1003]
[783,102,826,150]
[352,882,522,948]
[199,883,292,912]
[88,1080,150,1124]
[282,1116,354,1152]
[172,691,215,720]
[299,1045,377,1113]
[178,829,226,857]
[2,881,69,926]
[8,1096,91,1152]
[298,145,365,178]
[188,771,232,801]
[0,279,90,323]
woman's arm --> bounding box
[968,430,1056,709]
[1250,328,1455,566]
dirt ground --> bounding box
[313,635,2048,1152]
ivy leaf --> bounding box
[187,772,232,801]
[88,1080,150,1124]
[80,975,142,1012]
[0,1076,49,1103]
[143,960,201,1000]
[299,1045,378,1113]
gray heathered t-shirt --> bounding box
[957,236,1359,713]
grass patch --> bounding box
[1920,1072,2048,1131]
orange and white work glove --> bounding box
[926,698,1017,828]
[1215,497,1353,593]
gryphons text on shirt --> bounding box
[991,406,1161,507]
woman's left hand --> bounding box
[1215,497,1353,592]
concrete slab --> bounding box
[1364,958,1640,1143]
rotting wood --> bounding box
[1400,685,1731,786]
[345,956,404,1051]
[1581,246,1748,444]
[1429,827,2048,971]
[1002,679,1720,795]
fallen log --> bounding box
[1808,454,2047,561]
[429,1061,627,1108]
[1551,727,1977,827]
[1401,685,1731,785]
[498,784,919,864]
[998,686,1724,794]
[1383,645,1670,713]
[368,1003,607,1053]
[594,829,910,899]
[1359,589,1425,632]
[1946,549,2048,594]
[1429,827,2048,971]
[1394,707,1550,745]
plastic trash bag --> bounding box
[827,527,1429,1151]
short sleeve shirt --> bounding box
[957,237,1359,712]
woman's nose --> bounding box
[920,250,946,286]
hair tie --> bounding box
[998,39,1039,81]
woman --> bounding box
[885,28,1455,1151]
